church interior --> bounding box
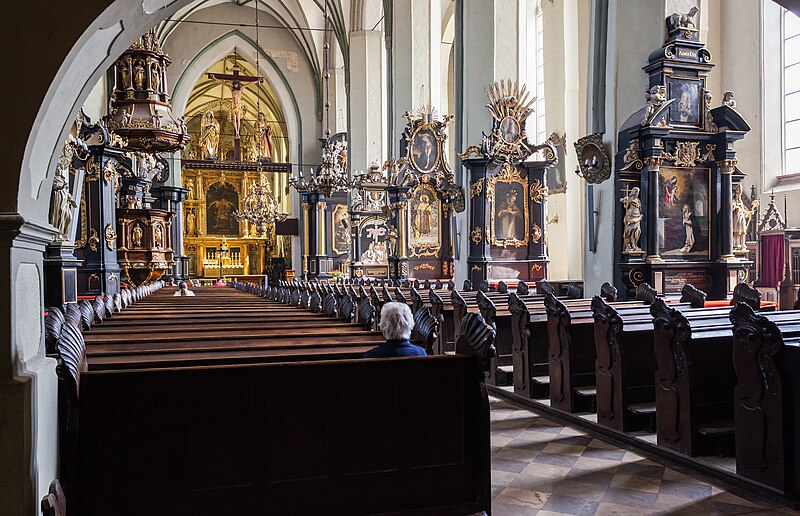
[4,0,800,514]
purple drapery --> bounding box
[760,234,785,288]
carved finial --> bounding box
[722,91,736,109]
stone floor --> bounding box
[489,397,798,515]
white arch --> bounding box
[170,31,303,166]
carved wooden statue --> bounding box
[49,162,76,241]
[620,187,643,252]
[732,184,758,252]
[200,110,220,160]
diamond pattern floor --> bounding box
[489,397,797,515]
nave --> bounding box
[488,398,795,515]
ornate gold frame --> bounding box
[331,203,350,255]
[488,164,529,248]
[409,183,442,258]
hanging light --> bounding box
[234,175,288,235]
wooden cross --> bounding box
[207,63,263,160]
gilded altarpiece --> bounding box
[614,9,750,299]
[182,160,290,278]
[462,81,555,285]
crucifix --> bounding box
[208,62,263,160]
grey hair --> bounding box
[379,302,414,341]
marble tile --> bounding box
[602,486,659,509]
[541,494,600,515]
[533,451,580,468]
[550,479,607,501]
[495,487,550,509]
[658,479,714,499]
[610,473,662,493]
[521,462,572,480]
[543,442,587,457]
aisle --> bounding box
[489,398,796,515]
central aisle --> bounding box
[488,398,794,515]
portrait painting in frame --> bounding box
[332,203,350,255]
[206,181,239,235]
[411,128,439,173]
[667,77,701,126]
[491,165,529,248]
[409,184,441,257]
[658,166,710,259]
[500,116,521,144]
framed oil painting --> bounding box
[658,167,710,259]
[411,128,439,173]
[491,166,529,248]
[206,181,239,235]
[667,77,701,126]
[500,116,521,144]
[331,203,350,255]
[409,184,441,257]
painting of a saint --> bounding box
[494,184,526,242]
[500,116,520,144]
[206,181,239,235]
[668,79,700,125]
[409,187,440,248]
[332,204,350,255]
[411,129,438,172]
[658,168,708,258]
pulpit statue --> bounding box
[49,161,77,241]
[732,184,758,252]
[200,110,220,160]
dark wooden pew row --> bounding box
[590,292,769,434]
[508,283,658,402]
[50,281,496,515]
[649,295,797,458]
[729,303,800,499]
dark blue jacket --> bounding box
[364,338,427,358]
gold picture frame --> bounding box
[409,183,441,258]
[331,203,350,255]
[489,164,529,248]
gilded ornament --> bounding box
[104,224,117,251]
[414,263,436,271]
[87,228,100,252]
[480,80,540,163]
[531,264,542,271]
[469,179,484,199]
[459,145,483,160]
[103,158,118,185]
[529,179,546,203]
[85,155,101,182]
[471,226,483,244]
[621,139,644,171]
[531,223,542,243]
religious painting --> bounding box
[667,77,701,126]
[409,184,441,258]
[411,128,439,173]
[357,216,389,264]
[490,165,529,248]
[332,203,350,255]
[500,116,521,144]
[206,181,239,235]
[658,167,710,259]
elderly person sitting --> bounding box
[173,281,196,297]
[364,302,427,358]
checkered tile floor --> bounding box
[489,397,797,515]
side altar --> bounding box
[181,160,291,279]
[614,8,752,299]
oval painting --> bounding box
[500,116,521,144]
[411,128,439,172]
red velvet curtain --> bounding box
[760,234,784,288]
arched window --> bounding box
[526,0,545,146]
[784,9,800,175]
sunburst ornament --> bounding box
[480,79,536,163]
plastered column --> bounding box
[349,30,385,172]
[392,0,442,154]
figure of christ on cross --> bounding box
[208,63,263,160]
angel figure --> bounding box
[620,187,643,252]
[642,85,667,125]
[200,110,220,160]
[732,184,758,251]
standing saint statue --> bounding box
[620,187,643,252]
[200,110,220,160]
[681,205,695,252]
[186,210,196,236]
[732,184,758,252]
[134,60,146,89]
[49,162,77,241]
[255,112,274,160]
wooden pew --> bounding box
[649,297,797,457]
[729,303,800,498]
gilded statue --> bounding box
[185,210,196,236]
[151,64,160,92]
[200,110,220,160]
[732,184,758,251]
[620,187,643,252]
[132,224,143,247]
[134,60,146,89]
[49,161,77,241]
[413,194,433,238]
[120,61,131,90]
[642,85,667,126]
[255,112,275,160]
[186,178,195,200]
